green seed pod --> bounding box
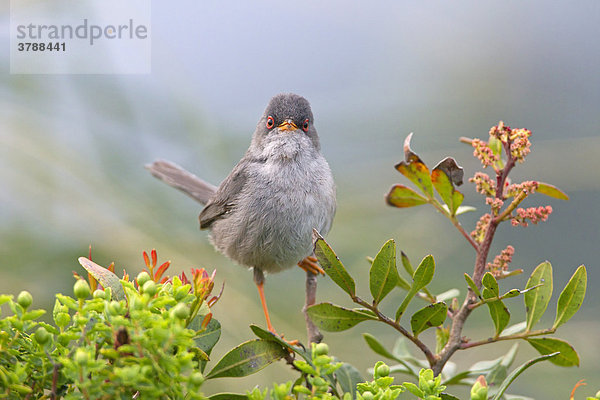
[93,289,106,300]
[142,280,157,296]
[73,280,91,300]
[34,327,51,345]
[314,343,329,356]
[189,372,204,386]
[361,392,374,400]
[172,303,190,320]
[74,348,89,365]
[17,291,33,310]
[376,363,390,378]
[136,271,151,287]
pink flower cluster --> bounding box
[505,180,538,198]
[511,205,553,227]
[486,197,504,215]
[470,172,496,196]
[509,128,532,162]
[487,245,515,277]
[471,213,492,243]
[472,138,498,168]
[489,121,512,142]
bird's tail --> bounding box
[145,160,217,205]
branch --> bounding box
[433,148,518,375]
[352,296,437,367]
[460,327,556,350]
[303,270,323,344]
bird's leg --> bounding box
[253,268,275,333]
[255,280,275,333]
[297,255,325,275]
[253,268,299,346]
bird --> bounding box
[147,93,336,335]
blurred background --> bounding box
[1,1,599,398]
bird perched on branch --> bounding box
[147,93,336,336]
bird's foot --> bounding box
[297,256,325,275]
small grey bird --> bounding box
[147,93,336,334]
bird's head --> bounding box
[250,93,320,160]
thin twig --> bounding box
[352,296,437,367]
[429,199,478,250]
[460,328,556,350]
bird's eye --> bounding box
[302,118,309,132]
[266,116,275,129]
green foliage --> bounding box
[3,126,596,399]
[0,268,215,398]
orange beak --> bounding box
[278,119,298,131]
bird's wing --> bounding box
[198,161,248,229]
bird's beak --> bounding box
[278,119,298,131]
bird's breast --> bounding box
[210,153,335,273]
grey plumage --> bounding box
[148,93,336,286]
[146,160,217,205]
[201,93,336,283]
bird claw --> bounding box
[297,256,325,275]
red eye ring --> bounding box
[302,118,309,132]
[266,116,275,129]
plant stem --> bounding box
[303,270,323,344]
[352,296,437,367]
[433,148,517,375]
[430,199,478,250]
[495,190,527,222]
[460,327,556,349]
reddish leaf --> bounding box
[395,133,434,197]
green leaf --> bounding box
[436,289,460,302]
[250,324,310,362]
[78,257,125,301]
[482,272,500,296]
[491,352,559,400]
[431,168,464,215]
[206,339,287,379]
[385,185,428,208]
[191,317,221,354]
[440,394,461,400]
[487,301,510,336]
[395,133,434,197]
[403,382,424,398]
[401,251,415,276]
[526,337,580,367]
[553,265,587,329]
[396,255,435,321]
[464,273,482,298]
[411,302,447,336]
[307,303,377,332]
[208,394,248,400]
[363,333,398,361]
[313,230,356,297]
[524,261,553,331]
[413,255,435,290]
[442,204,476,215]
[502,321,527,336]
[537,182,569,200]
[436,326,450,354]
[370,239,400,304]
[336,363,363,399]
